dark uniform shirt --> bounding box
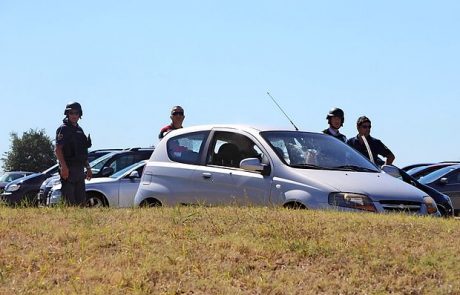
[322,128,347,143]
[56,119,91,168]
[159,124,182,139]
[346,135,392,166]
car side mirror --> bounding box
[240,158,271,175]
[381,165,401,178]
[128,171,140,179]
[101,167,114,177]
[439,177,448,185]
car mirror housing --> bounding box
[240,158,271,175]
[381,165,401,178]
[439,177,448,185]
[128,171,140,179]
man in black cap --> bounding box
[323,107,347,142]
[346,116,395,166]
[55,101,92,206]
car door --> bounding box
[117,165,145,207]
[440,170,460,212]
[188,130,273,206]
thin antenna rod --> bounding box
[266,91,299,131]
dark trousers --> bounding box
[60,166,86,206]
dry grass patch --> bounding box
[0,206,459,294]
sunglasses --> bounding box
[68,111,80,116]
[172,111,184,116]
[360,124,371,129]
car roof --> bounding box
[163,124,307,137]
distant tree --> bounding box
[1,129,56,172]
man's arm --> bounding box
[85,160,92,180]
[55,145,69,180]
[385,153,395,165]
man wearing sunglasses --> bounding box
[158,105,185,140]
[55,101,92,206]
[346,116,395,166]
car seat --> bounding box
[214,143,241,168]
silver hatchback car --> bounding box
[134,125,438,215]
[49,160,146,207]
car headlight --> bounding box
[5,183,21,192]
[46,178,61,188]
[328,192,377,212]
[50,189,62,202]
[423,196,438,215]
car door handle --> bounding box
[202,172,212,179]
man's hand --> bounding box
[60,165,69,180]
[86,168,93,180]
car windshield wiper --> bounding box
[333,165,377,172]
[290,163,326,170]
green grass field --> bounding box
[1,206,459,294]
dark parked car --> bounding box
[1,149,133,206]
[418,164,460,216]
[406,163,459,180]
[401,163,433,172]
[38,148,154,205]
[1,165,59,205]
[382,165,454,217]
[0,171,34,194]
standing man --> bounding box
[322,107,347,142]
[346,116,395,166]
[158,105,185,140]
[55,102,92,206]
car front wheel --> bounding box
[86,193,107,207]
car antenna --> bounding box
[266,91,299,131]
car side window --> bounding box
[208,131,265,169]
[109,155,136,173]
[167,131,208,164]
[447,171,460,184]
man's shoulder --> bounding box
[160,124,173,132]
[346,136,358,144]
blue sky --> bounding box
[1,0,459,170]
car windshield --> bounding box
[419,166,458,184]
[406,165,429,175]
[109,161,144,179]
[0,173,23,182]
[261,131,379,172]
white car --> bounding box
[134,125,438,215]
[49,160,146,207]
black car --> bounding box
[1,164,59,206]
[407,162,458,180]
[38,148,154,206]
[382,165,454,217]
[418,164,460,216]
[1,149,136,206]
[0,171,34,194]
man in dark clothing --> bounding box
[346,116,395,166]
[55,102,92,206]
[322,107,347,142]
[158,105,185,140]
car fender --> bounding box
[282,189,329,209]
[134,181,172,206]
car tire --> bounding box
[139,198,161,207]
[86,193,107,207]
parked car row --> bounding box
[3,125,458,218]
[0,148,153,206]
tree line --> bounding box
[1,129,56,172]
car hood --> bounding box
[292,169,426,201]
